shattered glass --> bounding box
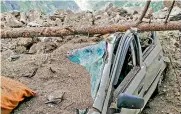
[67,41,107,99]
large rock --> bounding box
[26,10,42,22]
[5,14,23,27]
[10,10,20,17]
[153,9,167,19]
[123,7,152,18]
[101,2,113,12]
[27,21,42,27]
[54,18,63,26]
[54,9,74,15]
[29,42,57,54]
[20,12,26,24]
[170,6,181,21]
[163,0,181,8]
[17,38,34,47]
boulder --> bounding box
[27,21,42,27]
[26,10,42,22]
[10,10,20,17]
[169,6,181,21]
[123,7,152,18]
[14,46,27,54]
[20,12,26,24]
[5,14,23,27]
[54,9,74,15]
[153,10,167,19]
[101,2,113,12]
[17,38,33,47]
[54,18,63,26]
[29,42,57,54]
[163,0,181,8]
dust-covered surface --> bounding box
[1,3,181,114]
[142,31,181,114]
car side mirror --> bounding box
[117,93,144,109]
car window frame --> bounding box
[140,31,157,60]
[113,34,142,99]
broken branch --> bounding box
[164,0,175,24]
[1,21,181,38]
[136,0,151,25]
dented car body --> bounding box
[90,29,166,114]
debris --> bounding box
[8,54,20,61]
[22,68,38,78]
[63,102,75,109]
[49,67,56,73]
[45,92,65,104]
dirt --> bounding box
[142,31,181,114]
[1,4,181,114]
[1,36,101,114]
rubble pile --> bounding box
[1,3,180,29]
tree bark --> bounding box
[1,21,181,38]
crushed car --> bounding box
[67,28,166,114]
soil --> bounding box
[1,4,181,114]
[1,36,101,114]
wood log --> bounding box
[1,21,181,38]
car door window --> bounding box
[138,31,156,59]
[113,34,143,98]
[114,45,134,88]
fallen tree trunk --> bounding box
[1,21,181,38]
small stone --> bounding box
[38,37,53,42]
[46,90,65,105]
[95,15,101,20]
[10,10,20,17]
[8,54,20,61]
[175,92,180,96]
[27,22,42,27]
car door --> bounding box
[102,29,147,114]
[139,32,166,107]
[112,32,147,114]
